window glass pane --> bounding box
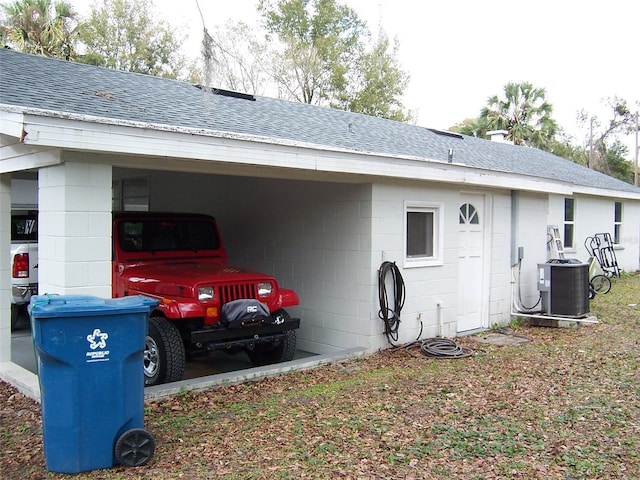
[407,211,434,257]
[469,208,479,224]
[118,219,220,252]
[614,202,622,222]
[122,178,148,197]
[113,177,149,212]
[459,203,479,225]
[122,197,149,212]
[564,198,574,221]
[564,224,574,248]
[614,224,621,244]
[11,214,38,241]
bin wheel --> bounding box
[115,428,155,467]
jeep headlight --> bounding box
[198,286,214,301]
[257,282,273,297]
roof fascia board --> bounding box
[315,153,575,195]
[572,185,640,201]
[0,110,26,139]
[4,106,636,199]
[8,110,578,193]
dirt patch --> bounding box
[468,329,531,346]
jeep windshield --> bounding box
[118,218,221,253]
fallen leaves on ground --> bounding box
[2,274,639,479]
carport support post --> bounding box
[38,162,112,297]
[0,174,11,362]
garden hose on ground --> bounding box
[378,261,475,358]
[377,261,405,345]
[407,337,475,359]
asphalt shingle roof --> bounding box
[1,48,638,194]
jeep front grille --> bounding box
[218,283,258,305]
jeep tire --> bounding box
[246,309,297,366]
[144,316,186,386]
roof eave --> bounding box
[2,105,635,199]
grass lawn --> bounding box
[2,273,639,479]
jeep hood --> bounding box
[123,261,275,297]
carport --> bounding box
[5,162,374,401]
[2,129,382,400]
[1,50,389,399]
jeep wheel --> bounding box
[246,309,297,366]
[144,317,186,386]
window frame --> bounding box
[563,197,575,249]
[613,201,623,245]
[404,201,444,268]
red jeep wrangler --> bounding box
[112,212,300,386]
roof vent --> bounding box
[427,128,463,139]
[194,85,256,101]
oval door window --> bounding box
[459,203,479,224]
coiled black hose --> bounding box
[378,261,405,344]
[417,338,474,358]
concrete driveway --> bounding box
[8,314,365,402]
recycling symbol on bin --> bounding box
[87,329,109,350]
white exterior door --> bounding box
[457,194,486,332]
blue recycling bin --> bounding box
[29,294,159,473]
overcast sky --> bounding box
[74,0,638,151]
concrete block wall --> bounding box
[150,172,374,354]
[620,202,640,271]
[370,182,460,349]
[38,162,112,297]
[0,174,11,362]
[513,192,549,310]
[488,191,512,326]
[567,194,640,273]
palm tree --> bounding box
[1,0,79,59]
[480,82,557,149]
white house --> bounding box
[2,49,639,395]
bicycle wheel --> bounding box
[590,275,611,295]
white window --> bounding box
[404,202,444,267]
[563,197,575,249]
[113,176,149,212]
[614,201,623,245]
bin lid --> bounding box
[29,295,159,318]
